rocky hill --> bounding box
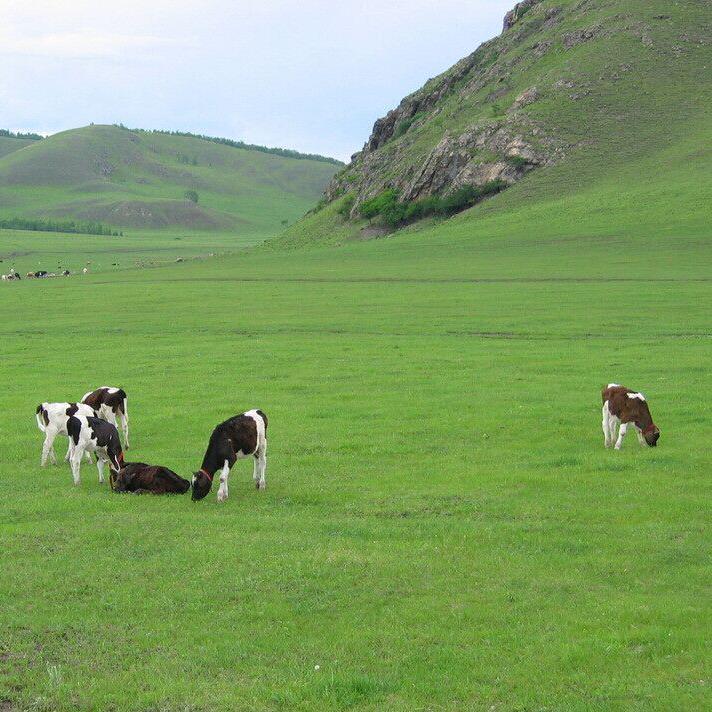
[282,0,710,243]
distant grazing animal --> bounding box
[191,409,268,502]
[602,384,660,449]
[26,272,35,278]
[82,267,88,274]
[67,414,124,486]
[62,270,70,276]
[110,463,190,495]
[81,387,130,448]
[36,402,97,466]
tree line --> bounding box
[0,129,44,141]
[113,124,342,165]
[0,217,122,236]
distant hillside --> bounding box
[0,125,341,233]
[277,0,711,245]
[0,133,40,159]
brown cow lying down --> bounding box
[110,462,190,494]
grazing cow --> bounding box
[110,463,190,495]
[602,384,660,449]
[62,270,70,276]
[81,386,130,448]
[67,414,124,486]
[191,409,268,502]
[36,402,97,466]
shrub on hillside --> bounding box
[359,189,399,220]
[360,181,509,228]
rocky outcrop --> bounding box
[323,0,573,219]
[361,40,498,153]
[402,119,555,201]
[562,24,606,48]
[510,86,540,111]
[503,0,542,33]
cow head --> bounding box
[643,424,660,447]
[191,470,213,501]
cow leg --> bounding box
[41,429,57,466]
[96,457,105,484]
[70,448,83,485]
[119,411,130,449]
[635,426,646,447]
[65,439,73,462]
[217,459,231,503]
[614,422,629,450]
[602,404,611,448]
[254,444,267,491]
[608,415,618,447]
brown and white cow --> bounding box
[602,384,660,449]
[81,387,129,448]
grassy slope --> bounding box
[281,0,711,245]
[0,137,37,159]
[0,125,339,236]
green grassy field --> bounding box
[1,160,710,710]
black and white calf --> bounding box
[36,402,97,466]
[67,414,124,486]
[191,409,268,502]
[81,386,130,448]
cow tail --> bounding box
[36,405,46,432]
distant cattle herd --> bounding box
[36,386,269,501]
[2,266,89,280]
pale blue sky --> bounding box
[1,0,512,161]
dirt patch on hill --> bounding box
[48,199,245,230]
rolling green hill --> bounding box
[0,124,341,235]
[279,0,711,246]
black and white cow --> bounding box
[191,409,268,502]
[110,463,191,495]
[81,386,130,448]
[67,414,124,486]
[36,402,97,466]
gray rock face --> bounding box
[562,24,605,49]
[502,0,542,33]
[510,87,540,111]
